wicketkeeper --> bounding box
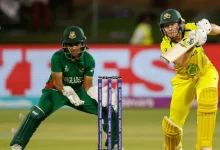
[10,25,123,150]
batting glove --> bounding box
[196,19,212,34]
[188,29,207,46]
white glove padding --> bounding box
[87,86,117,111]
[196,19,212,34]
[62,86,84,106]
[188,29,207,46]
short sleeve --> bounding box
[85,54,95,77]
[160,39,172,53]
[185,23,198,30]
[51,53,62,72]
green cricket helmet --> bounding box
[61,25,87,59]
[159,9,185,36]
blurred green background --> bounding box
[0,0,220,44]
[1,109,220,150]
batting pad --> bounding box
[196,87,218,150]
[162,116,182,150]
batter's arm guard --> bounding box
[162,116,182,150]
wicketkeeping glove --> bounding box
[87,86,117,111]
[62,86,84,106]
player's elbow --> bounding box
[209,24,220,35]
[54,82,63,92]
[173,57,183,66]
[174,52,191,66]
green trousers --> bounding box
[10,87,118,149]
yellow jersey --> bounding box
[160,23,211,79]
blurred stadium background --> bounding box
[0,0,220,149]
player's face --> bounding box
[64,43,83,57]
[163,22,180,39]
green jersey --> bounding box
[45,50,95,91]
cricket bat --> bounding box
[160,37,198,64]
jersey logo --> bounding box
[90,68,94,72]
[65,65,69,72]
[79,68,85,73]
[69,31,76,39]
[186,63,200,76]
[32,111,39,116]
[163,13,171,19]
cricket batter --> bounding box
[159,9,220,150]
[10,25,123,150]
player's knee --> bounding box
[197,87,218,113]
[29,106,46,121]
[38,92,55,116]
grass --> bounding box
[0,109,220,150]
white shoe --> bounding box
[202,148,211,150]
[11,144,22,150]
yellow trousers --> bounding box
[169,64,219,148]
